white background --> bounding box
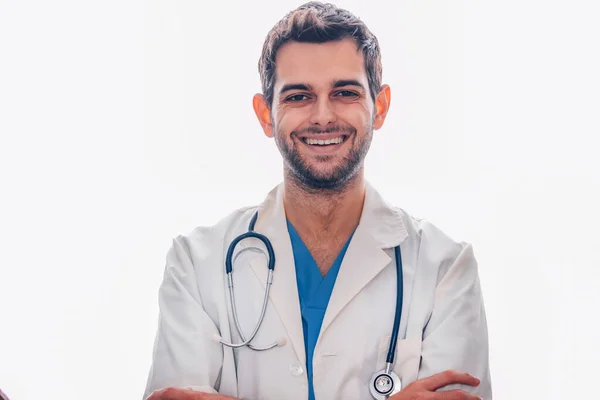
[1,0,599,399]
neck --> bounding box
[282,169,366,240]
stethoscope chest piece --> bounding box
[369,370,402,399]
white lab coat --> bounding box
[143,182,492,399]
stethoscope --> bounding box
[218,211,404,399]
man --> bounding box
[143,2,492,399]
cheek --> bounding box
[339,103,372,129]
[276,108,306,135]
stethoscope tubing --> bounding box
[220,212,279,350]
[387,245,403,365]
[221,210,404,373]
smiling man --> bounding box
[258,41,377,193]
[143,2,492,400]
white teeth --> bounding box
[305,136,344,145]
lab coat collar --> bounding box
[254,180,409,250]
[245,181,409,364]
[356,180,409,248]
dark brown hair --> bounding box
[258,1,383,109]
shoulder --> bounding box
[169,205,259,262]
[396,207,476,280]
[404,210,467,252]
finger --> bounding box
[434,389,482,400]
[146,388,166,400]
[420,370,480,391]
[146,387,197,400]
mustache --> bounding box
[292,125,357,136]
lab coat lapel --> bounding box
[320,182,409,336]
[319,228,391,334]
[246,185,306,365]
[239,182,409,364]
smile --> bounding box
[300,135,348,146]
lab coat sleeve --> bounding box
[418,243,492,399]
[143,236,224,399]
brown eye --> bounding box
[286,94,309,102]
[335,90,359,97]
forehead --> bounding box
[274,38,367,91]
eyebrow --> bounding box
[279,83,313,95]
[331,79,366,91]
[278,79,366,96]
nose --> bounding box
[309,97,336,126]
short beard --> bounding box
[274,122,373,194]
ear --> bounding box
[373,84,391,130]
[253,93,274,138]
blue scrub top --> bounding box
[287,220,355,400]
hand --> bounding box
[147,387,239,400]
[389,370,482,400]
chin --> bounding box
[300,169,358,191]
